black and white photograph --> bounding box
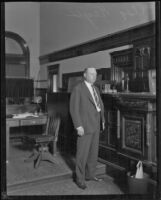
[1,1,161,199]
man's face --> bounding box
[84,68,97,84]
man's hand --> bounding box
[76,126,84,136]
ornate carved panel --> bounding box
[121,114,145,157]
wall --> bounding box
[39,2,155,88]
[40,45,133,88]
[4,2,155,89]
[5,2,40,83]
[40,2,155,55]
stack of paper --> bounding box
[13,112,38,118]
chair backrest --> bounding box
[44,114,61,140]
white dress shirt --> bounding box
[84,80,101,112]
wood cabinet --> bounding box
[110,48,133,92]
[131,37,155,92]
[133,37,155,71]
[47,92,156,181]
[100,94,118,149]
[116,94,156,164]
[99,93,156,179]
[110,36,155,93]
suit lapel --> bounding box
[95,87,104,114]
[95,86,101,103]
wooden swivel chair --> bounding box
[23,114,61,168]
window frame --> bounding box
[5,31,30,78]
[47,64,59,92]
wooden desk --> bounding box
[6,114,47,162]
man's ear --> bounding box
[83,73,86,79]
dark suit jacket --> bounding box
[70,81,105,134]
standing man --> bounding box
[70,67,105,189]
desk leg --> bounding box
[6,125,9,163]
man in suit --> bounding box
[70,67,105,189]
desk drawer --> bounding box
[20,118,47,126]
[6,120,19,127]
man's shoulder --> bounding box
[73,81,84,90]
[70,81,83,94]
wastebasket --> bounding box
[127,172,149,194]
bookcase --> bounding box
[110,37,155,93]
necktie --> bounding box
[92,86,101,110]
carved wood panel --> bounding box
[120,113,145,158]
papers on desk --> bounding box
[13,112,39,118]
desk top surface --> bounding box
[6,113,48,121]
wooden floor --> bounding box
[7,140,74,188]
[5,140,156,196]
[6,140,124,195]
[8,174,124,196]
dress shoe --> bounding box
[86,177,103,182]
[75,180,87,189]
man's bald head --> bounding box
[83,67,97,84]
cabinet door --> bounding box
[100,110,117,149]
[107,110,118,147]
[133,37,155,74]
[99,108,118,149]
[118,110,147,160]
[132,38,155,92]
[100,95,118,149]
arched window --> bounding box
[5,32,33,102]
[5,31,30,78]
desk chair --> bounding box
[23,114,61,168]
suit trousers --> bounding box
[75,112,100,183]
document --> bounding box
[13,112,38,118]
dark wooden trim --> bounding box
[47,64,59,73]
[5,31,29,57]
[40,21,155,64]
